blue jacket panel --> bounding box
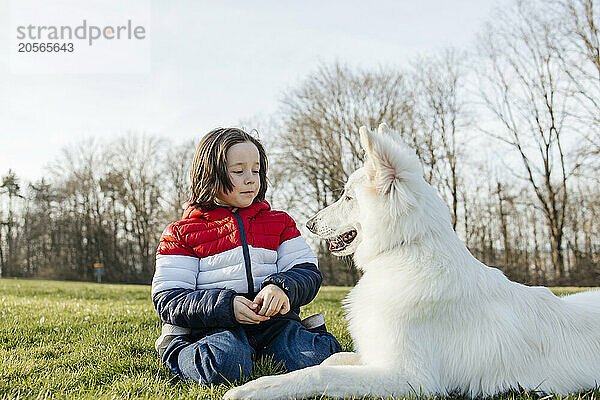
[262,262,323,310]
[152,262,322,328]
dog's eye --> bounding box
[344,195,353,201]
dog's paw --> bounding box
[223,385,250,400]
[224,375,289,400]
[320,351,361,366]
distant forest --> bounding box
[1,0,599,286]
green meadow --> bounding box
[0,278,597,400]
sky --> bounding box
[0,0,500,183]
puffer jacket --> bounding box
[151,200,322,330]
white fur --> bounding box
[224,124,600,400]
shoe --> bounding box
[301,313,327,333]
[155,324,191,358]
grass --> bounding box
[0,278,597,400]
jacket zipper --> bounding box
[232,211,254,295]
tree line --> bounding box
[1,0,599,286]
[0,137,191,283]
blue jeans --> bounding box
[162,318,342,385]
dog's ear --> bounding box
[359,125,399,194]
[359,124,422,195]
[378,122,409,147]
[359,126,374,157]
[377,123,389,135]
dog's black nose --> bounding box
[306,218,316,232]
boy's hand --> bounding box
[253,284,291,317]
[233,296,270,324]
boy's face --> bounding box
[217,141,261,209]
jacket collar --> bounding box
[182,200,271,221]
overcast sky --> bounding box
[0,0,499,182]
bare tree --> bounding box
[277,63,420,213]
[22,179,55,278]
[555,0,600,147]
[0,170,23,277]
[164,139,196,221]
[413,49,469,230]
[48,138,108,280]
[564,183,600,283]
[476,0,578,279]
[496,181,512,266]
[102,134,165,281]
[273,63,415,284]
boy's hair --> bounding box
[189,127,268,209]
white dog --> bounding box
[224,124,600,400]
